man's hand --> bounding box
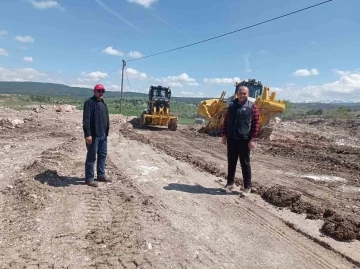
[85,136,92,145]
[248,140,255,149]
[222,136,227,145]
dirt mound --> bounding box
[254,186,360,241]
[259,186,323,218]
[264,138,360,179]
[321,211,360,241]
[128,116,140,126]
[110,114,133,125]
[180,125,215,139]
[257,185,360,241]
[0,117,25,131]
[261,186,301,207]
[3,163,50,211]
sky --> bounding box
[0,0,359,101]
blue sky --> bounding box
[0,0,359,101]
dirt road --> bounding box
[0,105,359,268]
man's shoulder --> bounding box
[228,99,238,107]
[84,96,95,104]
[246,99,259,109]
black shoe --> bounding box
[95,175,112,183]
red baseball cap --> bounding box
[94,84,105,91]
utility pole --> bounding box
[120,59,126,114]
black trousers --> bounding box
[226,138,251,189]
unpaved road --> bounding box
[0,105,359,268]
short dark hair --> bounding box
[236,85,248,93]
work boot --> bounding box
[86,180,99,187]
[240,188,251,197]
[95,175,112,183]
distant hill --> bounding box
[0,81,359,110]
[292,102,360,111]
[0,81,144,98]
[0,81,208,104]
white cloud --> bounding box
[126,68,147,80]
[277,70,360,101]
[107,84,121,91]
[71,84,92,89]
[166,73,195,83]
[292,68,319,77]
[168,82,183,87]
[102,46,124,56]
[78,71,108,82]
[126,0,158,8]
[128,51,143,59]
[24,0,64,10]
[23,56,34,62]
[188,82,200,86]
[0,30,7,38]
[332,69,351,76]
[46,78,64,84]
[155,73,197,87]
[0,48,8,57]
[203,77,241,85]
[15,35,34,43]
[0,67,47,82]
[107,84,141,92]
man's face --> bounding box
[236,86,249,102]
[94,88,105,99]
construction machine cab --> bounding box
[235,79,263,98]
[226,79,263,105]
[147,85,171,113]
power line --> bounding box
[97,0,334,82]
[128,0,333,62]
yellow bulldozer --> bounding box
[197,79,286,139]
[139,85,178,131]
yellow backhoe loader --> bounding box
[139,85,178,131]
[197,79,285,139]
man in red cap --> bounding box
[82,84,111,187]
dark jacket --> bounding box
[82,96,110,138]
[222,98,260,140]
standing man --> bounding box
[83,84,112,187]
[221,86,260,196]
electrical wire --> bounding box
[96,0,334,83]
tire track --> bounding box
[119,124,360,242]
[0,136,155,268]
[109,141,222,268]
[110,131,355,269]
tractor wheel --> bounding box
[139,113,146,129]
[170,119,178,131]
